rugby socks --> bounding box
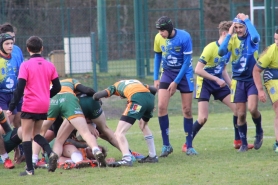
[122,154,132,161]
[22,141,34,171]
[144,135,156,157]
[158,115,170,146]
[192,120,203,139]
[0,110,11,132]
[184,118,193,148]
[71,152,83,163]
[33,134,52,157]
[0,153,9,161]
[252,115,263,135]
[32,154,39,163]
[238,123,248,145]
[233,115,240,140]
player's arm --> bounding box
[153,52,162,81]
[50,77,61,98]
[76,84,96,96]
[93,90,108,101]
[253,65,264,91]
[218,23,234,56]
[195,59,218,81]
[222,65,231,87]
[144,84,157,95]
[8,78,25,112]
[253,64,267,103]
[245,19,260,44]
[218,34,232,56]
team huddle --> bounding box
[0,12,278,176]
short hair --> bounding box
[218,21,233,35]
[276,29,278,34]
[0,23,15,34]
[26,36,43,53]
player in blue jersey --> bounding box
[192,21,254,151]
[218,13,263,152]
[0,23,24,129]
[153,16,197,156]
[253,29,278,152]
[0,23,25,165]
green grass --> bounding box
[1,110,276,185]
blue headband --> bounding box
[233,18,246,26]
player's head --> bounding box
[0,23,16,43]
[26,36,43,53]
[218,21,233,36]
[233,17,247,38]
[156,16,173,39]
[0,33,14,55]
[275,29,278,47]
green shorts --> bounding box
[123,92,154,120]
[79,96,103,119]
[48,93,84,120]
[4,128,21,153]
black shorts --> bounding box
[21,112,47,121]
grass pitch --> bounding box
[0,110,277,185]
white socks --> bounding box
[144,135,156,157]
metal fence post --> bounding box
[97,0,108,73]
[91,32,98,91]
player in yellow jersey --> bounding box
[93,79,158,167]
[253,29,278,152]
[193,21,254,151]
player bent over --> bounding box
[93,79,158,167]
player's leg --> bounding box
[20,117,35,175]
[181,92,197,155]
[157,71,172,156]
[109,118,133,167]
[247,82,263,150]
[193,101,209,139]
[32,120,55,166]
[33,119,57,170]
[137,118,158,163]
[69,117,106,167]
[92,112,120,150]
[192,76,210,143]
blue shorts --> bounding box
[230,80,258,103]
[195,76,230,102]
[159,69,194,93]
[0,93,22,114]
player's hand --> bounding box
[168,82,177,96]
[258,90,267,103]
[237,13,248,21]
[154,80,160,89]
[215,78,226,88]
[6,110,12,117]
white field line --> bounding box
[126,125,275,139]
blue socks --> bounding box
[158,115,170,146]
[252,115,263,135]
[233,115,240,140]
[184,117,193,148]
[192,120,203,139]
[238,123,248,145]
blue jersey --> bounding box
[153,29,193,84]
[0,45,23,93]
[218,19,260,82]
[154,29,193,71]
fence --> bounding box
[0,0,277,118]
